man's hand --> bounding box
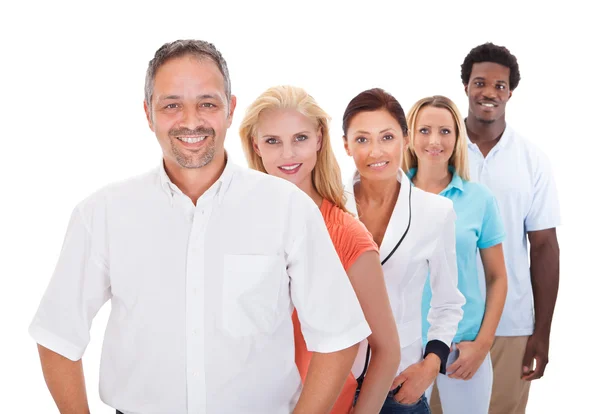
[389,355,439,405]
[447,341,490,380]
[522,332,549,380]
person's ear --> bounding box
[144,100,154,132]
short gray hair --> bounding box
[144,39,231,109]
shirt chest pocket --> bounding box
[222,254,286,338]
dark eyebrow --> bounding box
[355,128,397,135]
[157,93,222,101]
[472,77,507,84]
[158,94,181,101]
[197,94,221,100]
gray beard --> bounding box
[171,137,216,169]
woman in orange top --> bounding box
[239,85,400,414]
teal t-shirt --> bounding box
[408,168,505,344]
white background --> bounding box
[1,0,597,412]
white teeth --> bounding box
[480,103,495,108]
[179,136,206,143]
[370,161,388,167]
[280,164,301,170]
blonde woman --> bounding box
[239,85,400,414]
[404,95,508,414]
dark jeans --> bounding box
[379,394,431,414]
[355,386,431,414]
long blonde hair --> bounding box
[404,95,470,180]
[239,85,349,212]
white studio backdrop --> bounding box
[1,0,597,412]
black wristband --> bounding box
[424,339,450,374]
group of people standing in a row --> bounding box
[29,39,560,414]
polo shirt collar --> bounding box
[466,122,514,152]
[406,166,464,194]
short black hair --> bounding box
[461,42,521,90]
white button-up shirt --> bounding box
[346,170,464,376]
[468,125,561,336]
[29,161,371,414]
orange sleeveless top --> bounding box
[292,199,379,413]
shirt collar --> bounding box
[466,122,514,151]
[351,168,406,187]
[445,167,464,193]
[406,166,464,194]
[158,154,236,206]
[158,161,176,199]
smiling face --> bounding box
[253,109,322,193]
[465,62,512,124]
[144,54,236,171]
[412,105,457,168]
[344,109,407,182]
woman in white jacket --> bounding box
[342,88,465,414]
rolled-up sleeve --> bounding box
[426,205,465,347]
[286,192,371,353]
[28,203,111,361]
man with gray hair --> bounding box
[29,39,371,414]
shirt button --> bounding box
[193,328,200,335]
[193,372,200,377]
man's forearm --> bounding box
[38,344,90,414]
[530,234,560,336]
[293,344,359,414]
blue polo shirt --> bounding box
[408,168,505,344]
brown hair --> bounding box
[342,88,408,137]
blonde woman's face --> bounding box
[253,109,322,191]
[345,109,407,182]
[412,106,456,167]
